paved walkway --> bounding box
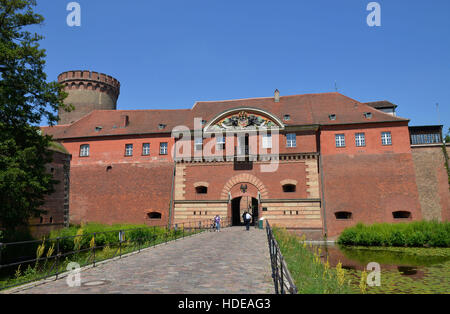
[12,227,274,294]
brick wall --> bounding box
[411,144,450,221]
[321,123,422,237]
[29,150,71,238]
[69,161,174,226]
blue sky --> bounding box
[35,0,449,134]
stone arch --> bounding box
[280,179,298,186]
[220,173,268,200]
[194,181,209,188]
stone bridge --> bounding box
[8,227,274,294]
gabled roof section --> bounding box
[193,92,408,127]
[41,92,409,140]
[42,109,191,139]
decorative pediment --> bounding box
[204,108,284,132]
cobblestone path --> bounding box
[12,227,274,294]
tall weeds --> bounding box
[273,227,355,294]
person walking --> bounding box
[214,215,221,232]
[245,212,252,231]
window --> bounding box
[282,184,296,193]
[335,212,352,220]
[335,134,346,147]
[194,137,203,151]
[158,124,166,130]
[216,136,225,150]
[355,133,366,147]
[125,144,133,156]
[410,133,442,145]
[142,143,150,156]
[364,112,372,119]
[80,144,90,157]
[262,134,272,149]
[393,211,411,219]
[329,114,336,121]
[160,142,168,155]
[283,115,291,121]
[195,186,208,194]
[286,133,296,148]
[148,212,162,219]
[382,132,392,146]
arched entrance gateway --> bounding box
[231,196,259,226]
[221,174,269,227]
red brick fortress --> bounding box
[42,70,450,238]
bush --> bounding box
[48,223,171,253]
[337,221,450,248]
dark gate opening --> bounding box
[231,196,259,226]
[231,197,242,226]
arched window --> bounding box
[335,212,352,220]
[148,212,162,219]
[282,184,296,193]
[393,211,411,219]
[195,186,208,194]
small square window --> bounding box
[329,114,336,121]
[355,133,366,147]
[125,144,133,156]
[142,143,150,156]
[335,134,345,148]
[382,132,392,146]
[194,137,203,151]
[160,142,168,155]
[286,133,296,148]
[364,112,373,119]
[283,115,291,121]
[80,144,90,157]
[262,134,272,149]
[158,124,167,130]
[216,136,225,150]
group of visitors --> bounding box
[212,211,253,232]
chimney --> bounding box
[122,115,129,127]
[274,89,280,103]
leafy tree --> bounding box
[445,128,450,143]
[0,0,69,234]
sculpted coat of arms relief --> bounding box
[210,111,277,131]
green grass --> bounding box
[338,221,450,247]
[273,227,356,294]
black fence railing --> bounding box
[266,221,298,294]
[0,217,231,291]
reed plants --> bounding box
[273,227,355,294]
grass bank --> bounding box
[273,227,358,294]
[338,221,450,247]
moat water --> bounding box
[313,245,450,294]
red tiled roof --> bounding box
[42,92,408,139]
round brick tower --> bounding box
[57,70,120,125]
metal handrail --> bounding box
[0,217,231,290]
[266,220,298,294]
